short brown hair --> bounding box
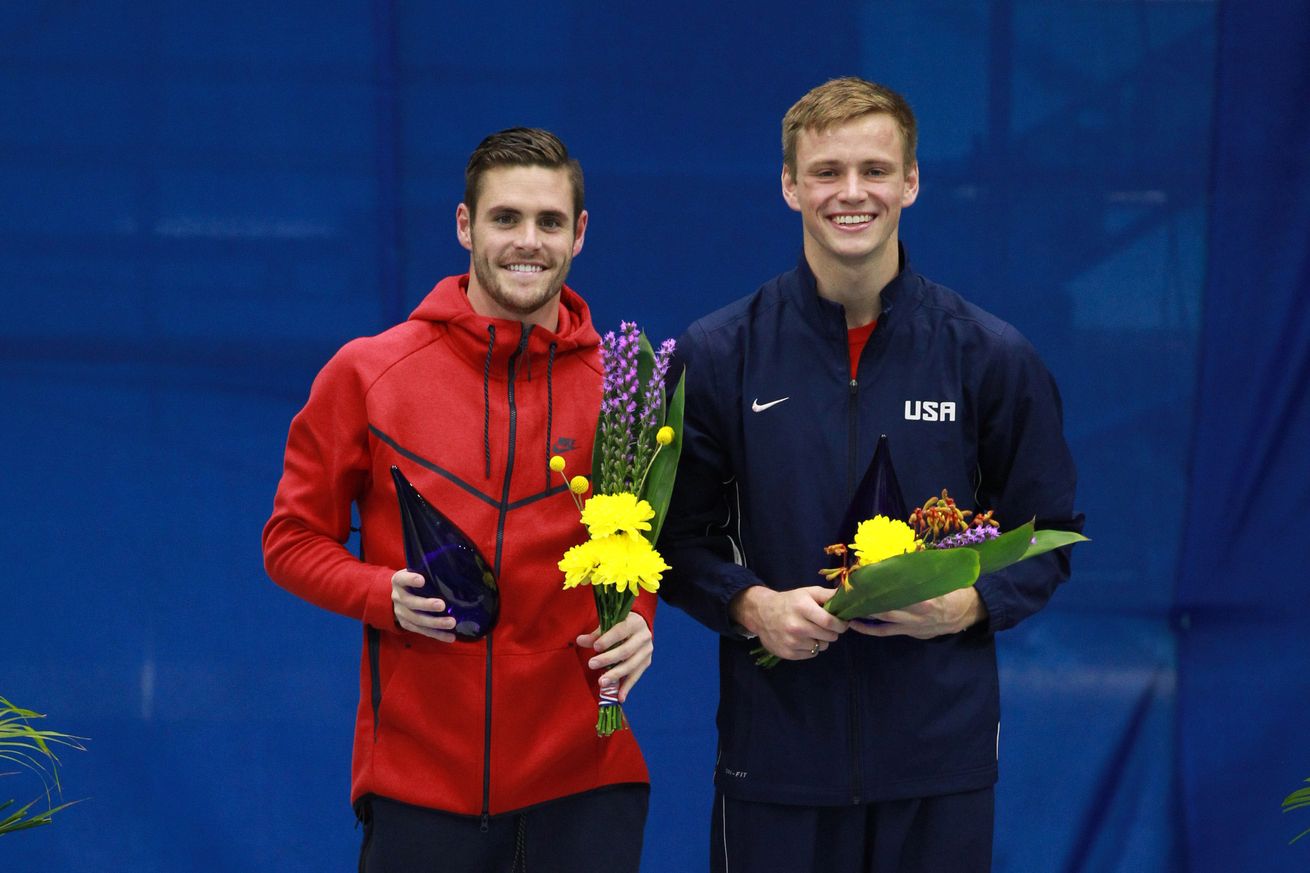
[464,127,585,221]
[782,77,917,177]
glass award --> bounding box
[391,465,499,640]
[833,433,909,546]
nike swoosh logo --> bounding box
[751,396,790,413]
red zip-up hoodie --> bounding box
[263,275,653,817]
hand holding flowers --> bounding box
[754,488,1088,667]
[553,322,685,735]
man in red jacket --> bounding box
[263,128,654,872]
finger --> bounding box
[398,608,457,631]
[395,590,447,614]
[593,616,649,655]
[391,570,427,590]
[812,586,840,604]
[796,600,848,635]
[601,641,653,692]
[802,622,843,643]
[615,656,651,703]
[849,619,906,638]
[575,625,602,649]
[396,614,456,643]
[796,639,825,658]
[589,630,648,671]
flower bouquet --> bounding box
[755,434,1087,666]
[552,322,685,735]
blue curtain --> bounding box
[1,2,1305,871]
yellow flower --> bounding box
[579,492,654,538]
[549,455,566,473]
[590,532,668,595]
[851,516,919,566]
[656,426,674,446]
[559,540,600,588]
[569,475,590,495]
[556,532,669,596]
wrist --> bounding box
[728,585,770,637]
[964,588,989,630]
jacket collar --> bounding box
[790,243,919,339]
[409,274,601,380]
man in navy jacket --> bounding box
[659,77,1081,872]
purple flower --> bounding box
[935,526,1001,549]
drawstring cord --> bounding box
[544,342,557,488]
[483,324,496,479]
[481,326,558,489]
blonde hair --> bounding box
[782,77,917,176]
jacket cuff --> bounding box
[363,565,402,632]
[972,576,1007,634]
[632,587,658,631]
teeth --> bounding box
[833,214,873,225]
[506,264,544,273]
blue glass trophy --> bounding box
[833,433,908,546]
[391,465,499,640]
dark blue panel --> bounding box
[6,1,1297,872]
[1178,1,1310,870]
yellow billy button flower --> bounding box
[569,475,589,495]
[851,516,920,567]
[549,455,566,473]
[655,426,674,446]
[579,492,655,539]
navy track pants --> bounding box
[358,783,648,873]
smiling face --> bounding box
[782,112,919,283]
[456,165,588,329]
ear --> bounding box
[902,161,920,208]
[456,203,473,252]
[781,165,801,212]
[571,209,589,257]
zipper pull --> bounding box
[480,812,490,833]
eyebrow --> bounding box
[485,205,569,220]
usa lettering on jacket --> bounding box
[904,400,957,421]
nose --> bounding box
[516,223,541,250]
[839,169,863,202]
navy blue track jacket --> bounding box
[659,251,1081,806]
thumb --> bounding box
[811,585,839,605]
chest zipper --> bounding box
[846,375,865,804]
[482,325,533,828]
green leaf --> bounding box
[827,548,981,619]
[967,521,1089,576]
[635,332,656,400]
[0,798,80,836]
[643,371,685,545]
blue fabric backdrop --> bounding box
[1,2,1304,870]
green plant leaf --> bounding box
[0,798,81,836]
[635,332,656,400]
[643,371,685,545]
[967,521,1036,575]
[0,696,86,836]
[1022,529,1090,560]
[827,548,981,619]
[966,521,1089,576]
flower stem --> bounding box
[634,442,664,500]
